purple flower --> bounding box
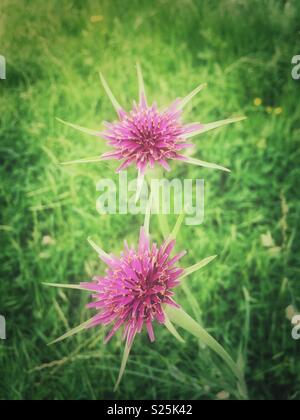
[60,64,245,175]
[100,100,193,174]
[45,216,218,389]
[81,228,186,347]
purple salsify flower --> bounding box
[81,227,186,347]
[59,64,245,175]
[45,215,217,390]
[100,100,194,174]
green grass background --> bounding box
[0,0,300,400]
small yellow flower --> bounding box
[274,107,283,115]
[254,98,262,106]
[266,106,273,114]
[90,15,103,23]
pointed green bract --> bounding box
[183,116,246,139]
[114,343,132,391]
[61,156,104,165]
[169,213,185,241]
[99,72,123,116]
[56,118,102,137]
[48,319,92,345]
[87,237,111,260]
[136,62,147,105]
[178,83,207,110]
[162,213,185,253]
[166,306,248,399]
[158,213,171,239]
[184,156,231,173]
[164,312,185,343]
[43,282,93,292]
[181,255,217,279]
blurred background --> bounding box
[0,0,300,400]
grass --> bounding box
[0,0,300,400]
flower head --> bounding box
[101,100,193,173]
[60,64,246,175]
[45,216,218,390]
[82,228,186,346]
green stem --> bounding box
[146,167,170,239]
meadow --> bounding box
[0,0,300,400]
